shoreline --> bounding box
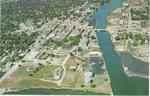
[113,44,148,79]
[3,87,107,95]
[118,51,149,79]
[127,48,149,63]
[122,65,149,79]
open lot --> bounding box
[61,57,83,87]
[0,65,60,90]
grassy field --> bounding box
[61,57,84,87]
[13,65,59,78]
[65,57,77,70]
[0,77,59,90]
[62,71,82,87]
[4,88,105,95]
[0,65,59,90]
[32,65,58,78]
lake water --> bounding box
[91,0,148,95]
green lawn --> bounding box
[12,65,59,79]
[12,66,31,78]
[33,65,58,78]
[0,65,60,89]
[18,78,58,89]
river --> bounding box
[91,0,148,95]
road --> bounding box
[39,46,77,86]
[57,46,77,86]
[0,62,20,82]
[128,6,131,33]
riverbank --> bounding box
[123,66,148,79]
[127,45,149,63]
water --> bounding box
[92,0,123,29]
[92,0,148,95]
[120,52,149,77]
[89,56,105,74]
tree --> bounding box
[91,84,96,88]
[81,84,84,87]
[91,35,96,39]
[124,33,129,39]
[129,32,133,39]
[115,36,121,41]
[134,34,142,41]
[132,41,138,46]
[78,47,82,52]
[38,63,43,66]
[140,38,145,45]
[29,73,33,76]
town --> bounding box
[0,0,112,95]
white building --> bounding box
[84,72,93,85]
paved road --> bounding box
[0,62,20,82]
